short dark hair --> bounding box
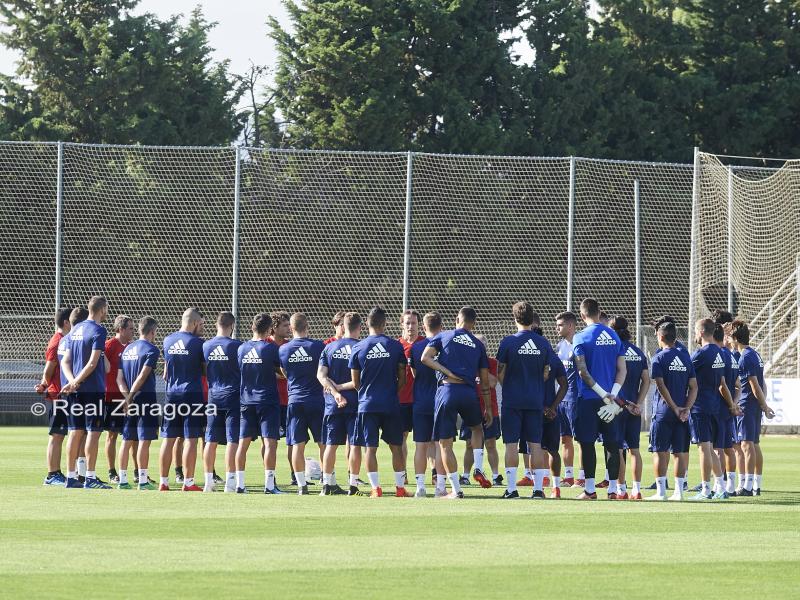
[55,307,72,328]
[610,316,631,342]
[113,315,133,332]
[253,313,273,336]
[580,298,600,318]
[290,312,308,333]
[458,306,477,324]
[139,316,157,336]
[512,301,534,326]
[424,311,442,331]
[88,295,107,313]
[555,311,577,324]
[730,320,750,345]
[712,323,725,343]
[367,306,387,329]
[712,309,734,325]
[331,311,346,327]
[401,309,421,323]
[270,311,290,332]
[532,326,544,336]
[697,318,716,339]
[653,315,677,331]
[343,312,361,332]
[70,307,88,325]
[658,321,677,345]
[217,311,236,329]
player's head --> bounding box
[609,316,631,342]
[579,298,600,323]
[87,295,108,321]
[423,311,443,337]
[653,315,676,332]
[216,311,236,336]
[367,306,387,333]
[599,311,609,325]
[401,309,421,340]
[555,311,577,340]
[270,311,291,341]
[139,316,157,340]
[290,312,309,337]
[729,320,750,347]
[712,309,734,325]
[456,306,477,330]
[181,307,204,336]
[114,315,135,343]
[69,307,88,325]
[694,317,716,344]
[55,307,72,333]
[656,321,677,349]
[512,301,534,326]
[531,312,543,335]
[331,311,346,338]
[343,312,361,337]
[712,323,725,345]
[252,313,273,337]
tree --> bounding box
[0,1,244,144]
[237,63,282,148]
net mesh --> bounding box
[694,152,800,374]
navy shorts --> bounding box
[433,384,482,441]
[239,404,280,441]
[279,404,288,439]
[103,401,125,433]
[648,412,690,454]
[161,394,205,439]
[715,412,736,449]
[541,412,560,453]
[558,401,576,437]
[122,403,159,442]
[399,403,413,433]
[573,397,619,445]
[689,410,718,445]
[286,403,323,446]
[358,410,403,447]
[68,392,105,432]
[205,407,240,444]
[461,414,500,441]
[322,412,360,446]
[736,402,762,443]
[412,407,435,443]
[48,400,68,436]
[501,407,543,445]
[619,410,641,450]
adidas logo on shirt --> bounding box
[288,347,313,363]
[168,339,189,355]
[122,347,139,361]
[332,344,352,360]
[208,346,228,361]
[518,339,541,355]
[712,353,725,369]
[452,334,476,348]
[366,343,391,360]
[624,346,641,361]
[242,347,262,364]
[668,356,687,372]
[595,331,616,346]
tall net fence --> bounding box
[693,152,800,375]
[2,141,797,407]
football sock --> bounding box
[139,469,148,484]
[754,474,762,490]
[265,470,275,489]
[585,478,596,494]
[461,471,469,479]
[656,477,667,496]
[448,472,462,494]
[675,477,685,493]
[367,472,380,489]
[473,449,485,473]
[331,471,337,485]
[738,473,745,488]
[492,472,499,480]
[607,480,618,494]
[701,481,711,495]
[714,476,724,493]
[86,470,96,479]
[225,472,235,489]
[604,469,609,481]
[618,482,627,494]
[349,473,358,486]
[506,468,518,492]
[77,457,87,477]
[565,466,574,478]
[184,477,194,488]
[323,473,333,485]
[67,471,77,479]
[578,469,585,480]
[295,472,307,487]
[533,469,547,491]
[552,475,561,489]
[632,480,641,495]
[726,472,736,493]
[204,472,214,487]
[744,474,754,491]
[119,470,128,485]
[436,474,446,492]
[525,468,534,480]
[160,476,169,486]
[236,471,245,489]
[394,471,405,488]
[415,474,425,491]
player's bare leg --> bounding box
[413,441,431,496]
[235,436,252,492]
[485,436,500,483]
[105,430,118,476]
[158,437,176,489]
[292,441,310,494]
[438,438,462,498]
[647,450,670,500]
[182,437,198,487]
[263,437,279,492]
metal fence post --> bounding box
[566,156,576,311]
[687,147,700,350]
[727,165,734,313]
[796,254,800,378]
[54,141,64,311]
[231,146,242,336]
[402,151,413,310]
[634,179,642,347]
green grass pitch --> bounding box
[1,427,799,598]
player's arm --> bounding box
[496,363,506,384]
[421,346,462,383]
[574,354,615,402]
[35,360,57,394]
[317,364,339,393]
[104,358,111,375]
[116,368,128,398]
[654,376,683,420]
[477,367,493,427]
[71,349,103,386]
[350,368,361,390]
[683,377,698,417]
[733,377,742,403]
[548,375,567,418]
[748,376,775,418]
[718,378,739,416]
[628,368,650,416]
[396,363,407,390]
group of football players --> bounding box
[36,295,774,500]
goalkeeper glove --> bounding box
[597,402,623,423]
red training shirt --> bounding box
[267,335,289,406]
[44,331,64,400]
[105,337,127,402]
[398,335,425,405]
[476,357,499,417]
